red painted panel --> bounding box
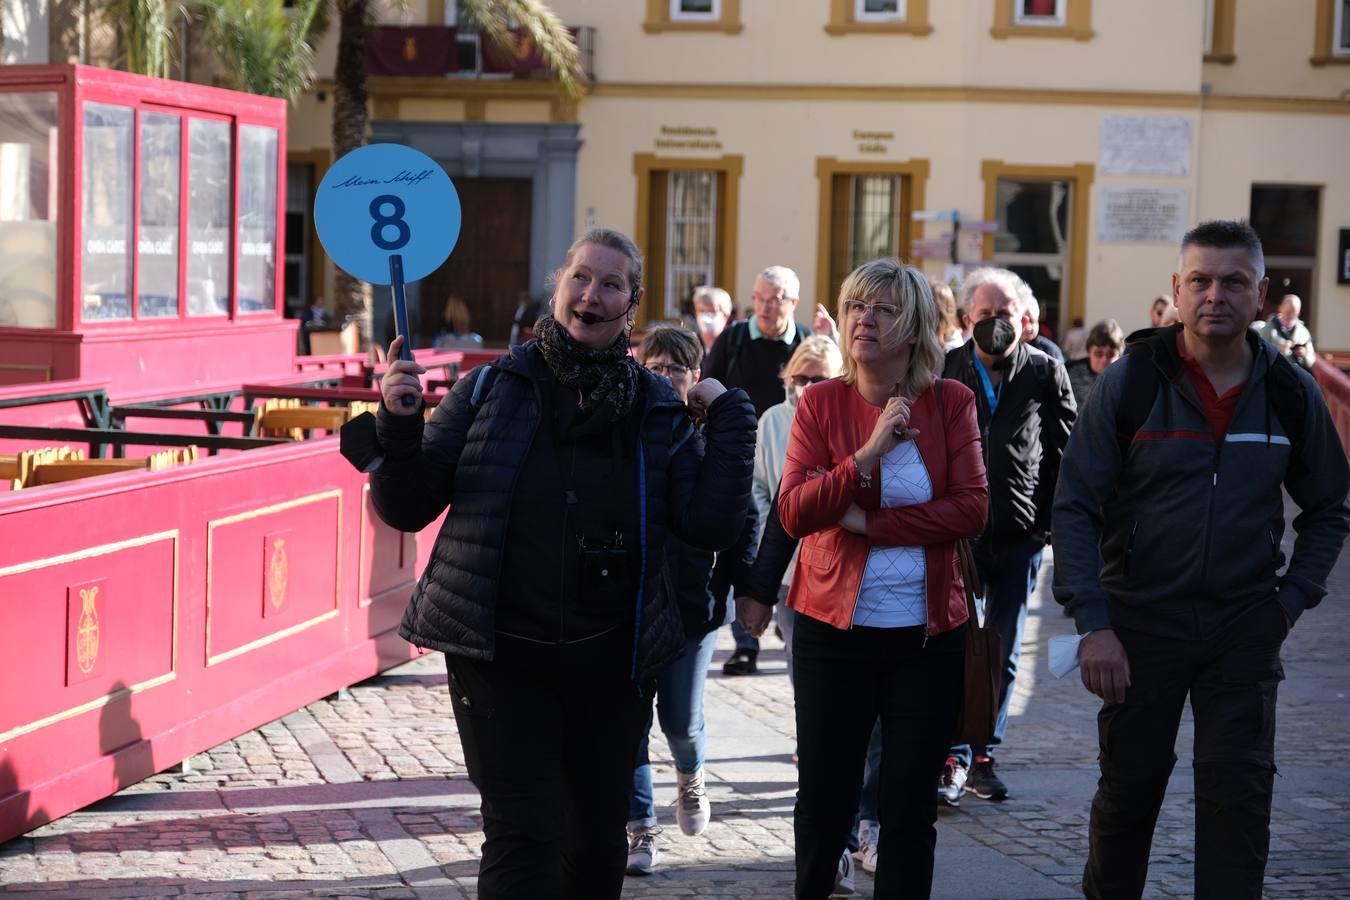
[0,537,175,735]
[205,491,340,664]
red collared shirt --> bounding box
[1176,332,1245,442]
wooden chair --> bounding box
[257,405,349,438]
[28,457,148,486]
[12,446,84,488]
[0,455,17,481]
[348,400,380,419]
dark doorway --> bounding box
[1250,184,1320,325]
[420,177,532,346]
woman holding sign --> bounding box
[763,257,988,899]
[370,228,756,899]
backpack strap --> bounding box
[722,321,752,382]
[1265,352,1308,463]
[470,364,499,410]
[1114,344,1163,459]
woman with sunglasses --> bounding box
[774,257,989,899]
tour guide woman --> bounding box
[370,228,756,899]
[775,257,988,899]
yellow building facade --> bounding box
[286,0,1350,348]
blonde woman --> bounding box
[775,258,988,899]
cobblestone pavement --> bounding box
[2,513,1347,898]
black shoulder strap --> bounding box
[470,365,499,410]
[722,321,751,379]
[1266,352,1308,452]
[1115,345,1162,458]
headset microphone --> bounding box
[576,290,640,326]
[577,308,630,325]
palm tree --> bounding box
[196,0,328,102]
[101,0,180,78]
[328,0,585,342]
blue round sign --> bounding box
[313,144,461,285]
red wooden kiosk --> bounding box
[0,66,460,844]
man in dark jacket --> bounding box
[702,265,806,675]
[1053,221,1350,899]
[939,267,1077,806]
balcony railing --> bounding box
[366,25,595,82]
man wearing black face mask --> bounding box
[938,267,1077,807]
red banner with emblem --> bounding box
[366,26,459,77]
[480,26,581,75]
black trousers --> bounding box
[446,629,651,900]
[1084,600,1287,900]
[792,613,965,900]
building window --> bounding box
[672,0,718,21]
[827,0,930,34]
[981,161,1093,338]
[857,0,904,22]
[634,154,742,325]
[644,0,742,33]
[1204,0,1236,63]
[1014,0,1064,26]
[1312,0,1350,64]
[990,0,1092,40]
[1250,185,1321,325]
[664,171,718,319]
[814,158,929,307]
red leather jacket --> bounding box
[778,377,988,636]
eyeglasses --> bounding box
[791,374,829,388]
[841,299,900,321]
[648,363,691,379]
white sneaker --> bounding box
[853,819,879,874]
[675,768,711,836]
[832,848,856,896]
[625,826,660,876]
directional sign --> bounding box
[313,143,461,286]
[912,209,959,222]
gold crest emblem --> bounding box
[268,538,288,609]
[76,586,100,674]
[402,37,418,62]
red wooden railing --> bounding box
[1313,356,1350,462]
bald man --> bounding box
[1259,294,1315,370]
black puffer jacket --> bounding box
[370,342,757,684]
[943,340,1077,544]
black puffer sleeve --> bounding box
[665,388,756,551]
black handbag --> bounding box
[933,378,1002,747]
[954,537,1001,747]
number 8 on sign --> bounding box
[313,144,462,379]
[369,195,412,251]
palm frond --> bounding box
[459,0,586,100]
[195,0,324,102]
[103,0,180,78]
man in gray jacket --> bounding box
[1053,220,1350,899]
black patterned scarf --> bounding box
[534,313,640,422]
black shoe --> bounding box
[966,756,1008,801]
[722,648,758,676]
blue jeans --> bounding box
[728,597,760,652]
[848,719,884,850]
[628,630,719,827]
[951,535,1044,768]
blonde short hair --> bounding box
[782,335,843,390]
[837,258,944,400]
